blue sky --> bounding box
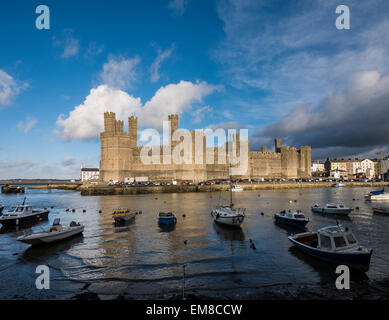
[1,0,389,178]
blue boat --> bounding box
[158,212,177,225]
[274,210,309,230]
[288,225,372,272]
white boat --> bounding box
[365,189,389,201]
[288,225,372,272]
[230,185,243,192]
[311,203,352,216]
[211,205,245,227]
[211,161,245,227]
[17,218,84,245]
[332,183,345,187]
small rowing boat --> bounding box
[112,208,137,223]
[158,212,177,225]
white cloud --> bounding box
[55,81,220,141]
[55,85,142,141]
[17,117,37,135]
[53,29,79,58]
[150,44,174,82]
[168,0,188,15]
[0,69,28,105]
[100,55,140,90]
[192,105,212,124]
[140,80,222,129]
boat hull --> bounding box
[213,214,244,227]
[0,210,49,228]
[312,207,351,216]
[367,194,389,201]
[373,208,389,215]
[288,236,372,272]
[274,214,308,230]
[158,217,177,225]
[114,213,136,224]
[18,226,84,245]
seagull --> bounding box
[249,239,256,250]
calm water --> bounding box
[1,186,389,299]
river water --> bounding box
[0,186,388,299]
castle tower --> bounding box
[275,138,282,153]
[128,116,138,148]
[100,112,131,182]
[168,114,179,150]
[104,112,116,133]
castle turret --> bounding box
[275,138,282,153]
[128,116,138,147]
[168,114,179,150]
[104,112,116,133]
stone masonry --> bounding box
[99,112,311,182]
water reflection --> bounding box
[1,186,388,298]
[20,234,84,262]
[213,223,245,242]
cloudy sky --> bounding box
[0,0,388,179]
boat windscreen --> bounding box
[334,236,347,248]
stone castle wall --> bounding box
[99,112,311,182]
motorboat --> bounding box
[1,185,25,194]
[211,205,245,227]
[288,225,372,272]
[332,183,345,187]
[231,185,243,192]
[0,199,49,227]
[158,212,177,225]
[373,207,389,215]
[365,189,389,201]
[112,208,137,223]
[274,210,309,230]
[17,218,84,246]
[311,203,352,216]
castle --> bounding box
[99,112,311,182]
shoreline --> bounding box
[27,182,389,196]
[71,277,389,300]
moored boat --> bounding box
[274,210,309,230]
[17,218,84,246]
[112,208,137,223]
[1,184,25,194]
[230,185,243,192]
[158,212,177,225]
[288,225,372,272]
[365,189,389,201]
[0,199,49,228]
[211,205,245,227]
[332,183,345,187]
[311,203,352,216]
[373,207,389,215]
